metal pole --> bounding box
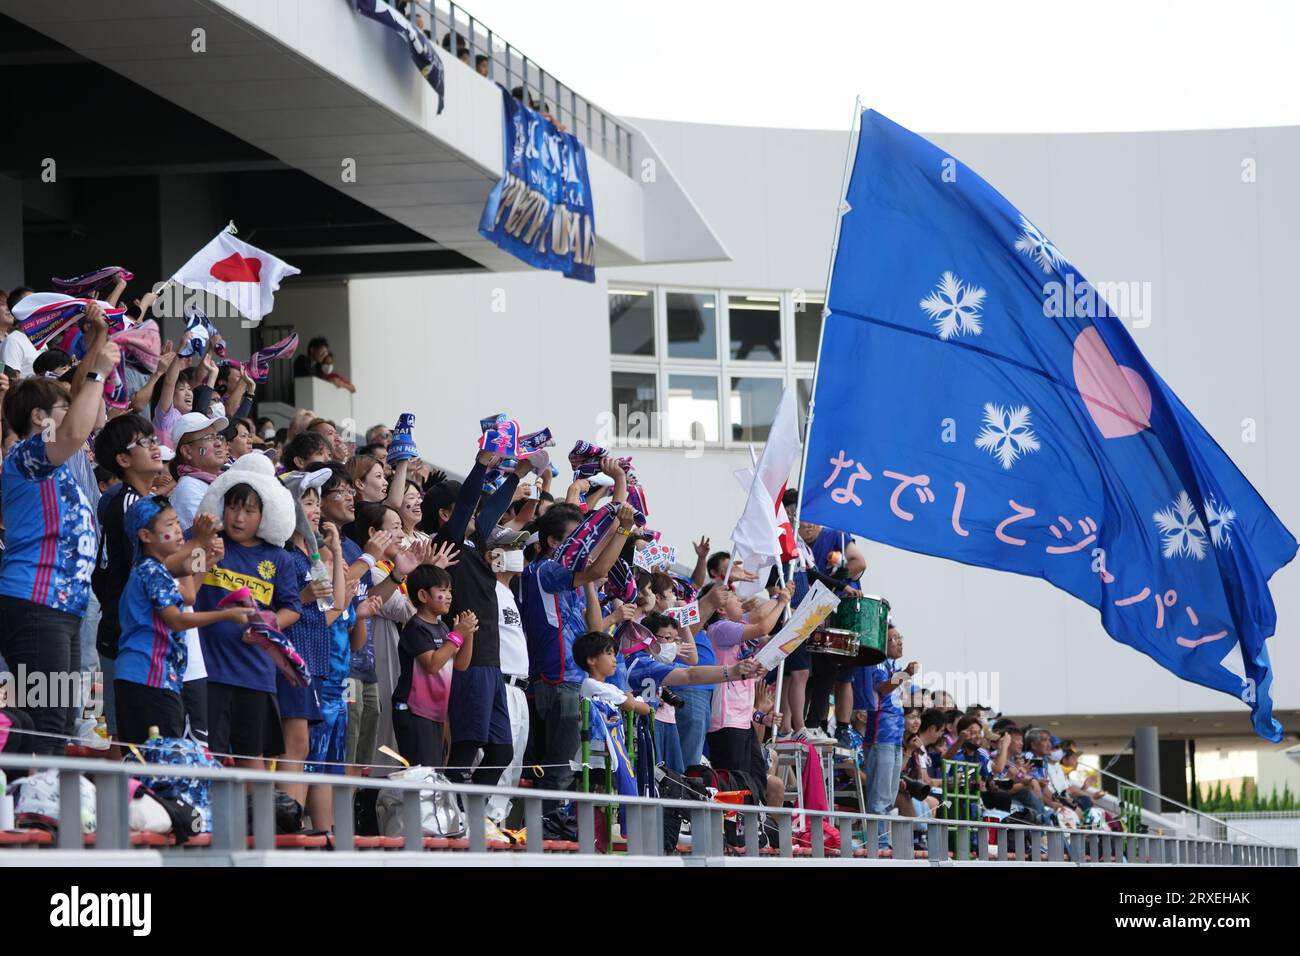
[1135,725,1162,814]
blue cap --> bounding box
[125,495,172,559]
[1050,735,1061,747]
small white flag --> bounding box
[170,226,299,327]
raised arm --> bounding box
[47,307,115,467]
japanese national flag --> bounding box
[170,227,299,326]
[730,387,802,595]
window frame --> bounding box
[607,283,825,450]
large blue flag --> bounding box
[800,110,1296,740]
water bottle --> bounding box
[309,552,334,612]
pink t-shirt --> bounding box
[707,619,756,732]
[408,659,453,723]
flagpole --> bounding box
[794,96,863,532]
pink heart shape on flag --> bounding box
[1071,327,1152,438]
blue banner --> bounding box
[479,88,596,282]
[801,110,1296,739]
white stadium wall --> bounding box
[342,118,1300,728]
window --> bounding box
[610,371,658,439]
[728,294,782,362]
[608,288,655,356]
[729,376,784,443]
[667,374,720,443]
[666,291,717,360]
[794,294,825,362]
[608,285,823,450]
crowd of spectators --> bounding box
[0,277,1115,848]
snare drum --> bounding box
[806,626,861,658]
[826,594,890,666]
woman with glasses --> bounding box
[0,306,118,756]
[169,412,230,530]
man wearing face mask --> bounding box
[487,529,530,825]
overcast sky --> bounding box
[457,0,1300,132]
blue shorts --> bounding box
[784,643,812,673]
[277,671,322,722]
[448,664,512,745]
[307,692,347,774]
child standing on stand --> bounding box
[392,564,476,767]
[114,497,255,744]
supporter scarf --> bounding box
[672,576,699,604]
[568,440,633,481]
[554,501,619,570]
[18,298,125,352]
[479,417,522,457]
[553,502,649,572]
[179,306,226,360]
[177,465,221,483]
[626,481,649,519]
[112,319,162,373]
[605,558,639,604]
[50,265,133,298]
[243,331,299,383]
[479,415,553,484]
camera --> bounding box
[660,687,686,710]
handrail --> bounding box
[405,0,634,176]
[1,754,1290,865]
[1073,757,1278,846]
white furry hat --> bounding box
[198,452,295,548]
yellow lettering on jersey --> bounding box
[203,565,274,606]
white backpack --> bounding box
[374,766,465,838]
[8,770,96,833]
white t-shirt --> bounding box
[1,329,40,377]
[171,475,209,530]
[183,622,207,682]
[495,581,529,679]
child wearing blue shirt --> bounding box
[193,456,302,769]
[114,496,254,744]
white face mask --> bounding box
[261,427,275,440]
[320,363,334,375]
[491,549,525,573]
[652,641,679,664]
[1050,748,1065,762]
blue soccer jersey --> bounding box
[0,434,97,615]
[116,557,187,692]
[195,536,302,693]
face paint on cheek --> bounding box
[159,530,180,543]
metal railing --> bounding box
[1,754,1292,865]
[404,0,634,176]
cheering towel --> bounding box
[50,265,132,297]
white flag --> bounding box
[170,226,299,326]
[730,387,801,593]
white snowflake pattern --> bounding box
[919,271,986,340]
[1204,496,1236,550]
[1152,491,1208,560]
[974,403,1042,470]
[1013,215,1068,274]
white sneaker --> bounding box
[803,727,836,744]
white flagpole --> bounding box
[794,96,863,532]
